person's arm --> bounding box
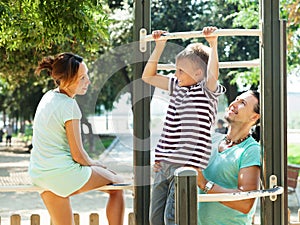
[142,30,170,90]
[197,166,261,214]
[65,119,102,166]
[203,26,219,92]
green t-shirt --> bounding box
[198,133,261,225]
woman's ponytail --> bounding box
[35,56,55,76]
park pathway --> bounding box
[0,134,137,225]
[0,132,160,225]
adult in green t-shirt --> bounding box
[197,90,261,225]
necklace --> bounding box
[224,133,251,145]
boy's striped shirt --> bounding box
[155,77,225,169]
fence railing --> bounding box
[0,212,136,225]
[288,209,300,225]
[2,210,300,225]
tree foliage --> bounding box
[151,0,260,102]
[280,0,300,71]
[227,0,300,72]
[90,1,134,113]
[0,0,110,123]
[0,0,298,128]
[0,0,109,77]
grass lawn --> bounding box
[94,138,300,164]
[288,143,300,165]
[99,135,116,149]
[84,134,116,159]
[91,137,300,164]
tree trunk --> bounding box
[2,110,6,127]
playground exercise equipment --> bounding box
[174,167,284,225]
[156,59,260,70]
[139,28,261,69]
[134,1,286,224]
[0,181,283,201]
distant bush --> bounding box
[288,143,300,165]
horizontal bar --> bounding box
[1,184,283,202]
[0,184,134,192]
[108,185,281,200]
[157,59,260,70]
[198,186,283,202]
[141,29,262,42]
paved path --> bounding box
[0,133,300,224]
[0,136,136,225]
[0,133,160,225]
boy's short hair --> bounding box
[176,43,209,73]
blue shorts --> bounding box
[149,162,181,225]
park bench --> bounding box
[287,164,300,206]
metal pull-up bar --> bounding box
[157,59,260,70]
[139,28,262,69]
[141,28,261,42]
[197,186,284,202]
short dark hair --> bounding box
[217,119,225,125]
[248,90,260,125]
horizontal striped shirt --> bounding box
[155,77,226,169]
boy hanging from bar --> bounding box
[142,26,226,225]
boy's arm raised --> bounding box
[204,27,219,92]
[142,30,169,90]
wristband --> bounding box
[203,181,214,193]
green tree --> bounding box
[87,1,135,114]
[227,0,300,74]
[0,0,109,79]
[2,0,297,136]
[0,0,111,152]
[0,1,109,105]
[150,0,260,102]
[280,0,300,71]
[150,0,299,102]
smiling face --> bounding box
[67,62,90,96]
[175,58,204,87]
[225,91,260,126]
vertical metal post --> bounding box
[133,1,151,225]
[174,167,198,225]
[279,18,288,223]
[260,0,287,224]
